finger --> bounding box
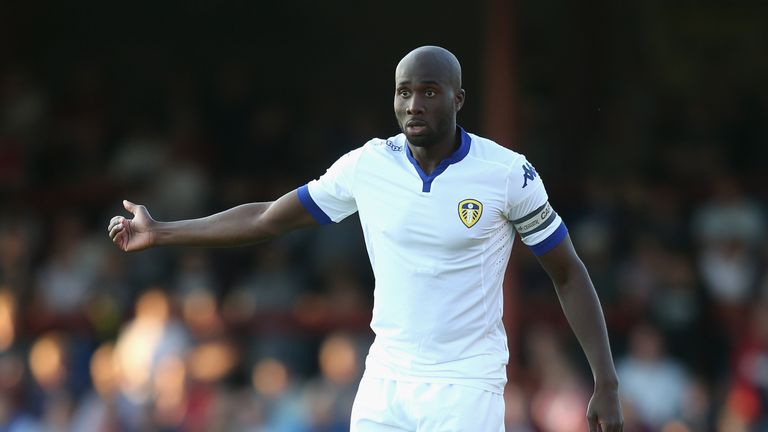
[109,223,124,240]
[108,216,124,232]
[114,230,130,251]
[112,230,125,247]
[123,200,137,213]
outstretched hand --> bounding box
[587,387,623,432]
[108,200,156,252]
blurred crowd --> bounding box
[0,57,373,431]
[1,2,768,431]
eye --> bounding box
[425,89,436,97]
[398,89,412,98]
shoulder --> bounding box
[463,132,546,203]
[333,136,392,163]
[354,134,408,164]
[362,133,407,154]
[327,134,406,174]
[465,132,525,170]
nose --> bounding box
[406,94,424,115]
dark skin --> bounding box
[394,46,465,174]
[109,46,623,432]
[537,237,623,432]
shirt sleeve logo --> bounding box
[458,199,483,228]
[385,140,403,151]
[522,162,538,188]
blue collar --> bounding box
[405,126,471,193]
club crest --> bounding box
[458,199,483,228]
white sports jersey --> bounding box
[297,128,567,394]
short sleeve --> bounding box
[505,156,568,256]
[297,148,362,224]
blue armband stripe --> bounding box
[530,221,568,256]
[297,185,332,225]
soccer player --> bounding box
[108,46,623,432]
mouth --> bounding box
[405,119,428,134]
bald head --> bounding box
[393,46,465,150]
[395,46,462,91]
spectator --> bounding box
[617,323,691,429]
[721,301,768,430]
[692,176,765,310]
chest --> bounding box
[354,158,509,250]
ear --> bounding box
[455,89,466,112]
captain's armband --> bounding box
[512,202,557,239]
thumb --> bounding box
[123,200,137,214]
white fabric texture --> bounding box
[302,130,565,394]
[350,376,504,432]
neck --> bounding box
[407,127,461,175]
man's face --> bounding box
[394,59,464,148]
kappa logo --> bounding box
[522,162,538,188]
[385,140,403,152]
[458,199,483,228]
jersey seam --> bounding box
[504,156,520,216]
[479,255,490,341]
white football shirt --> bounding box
[297,128,567,394]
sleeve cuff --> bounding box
[297,184,333,225]
[529,221,568,256]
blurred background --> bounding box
[1,0,767,431]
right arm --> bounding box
[108,190,317,251]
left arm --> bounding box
[537,234,624,432]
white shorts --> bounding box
[350,376,505,432]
